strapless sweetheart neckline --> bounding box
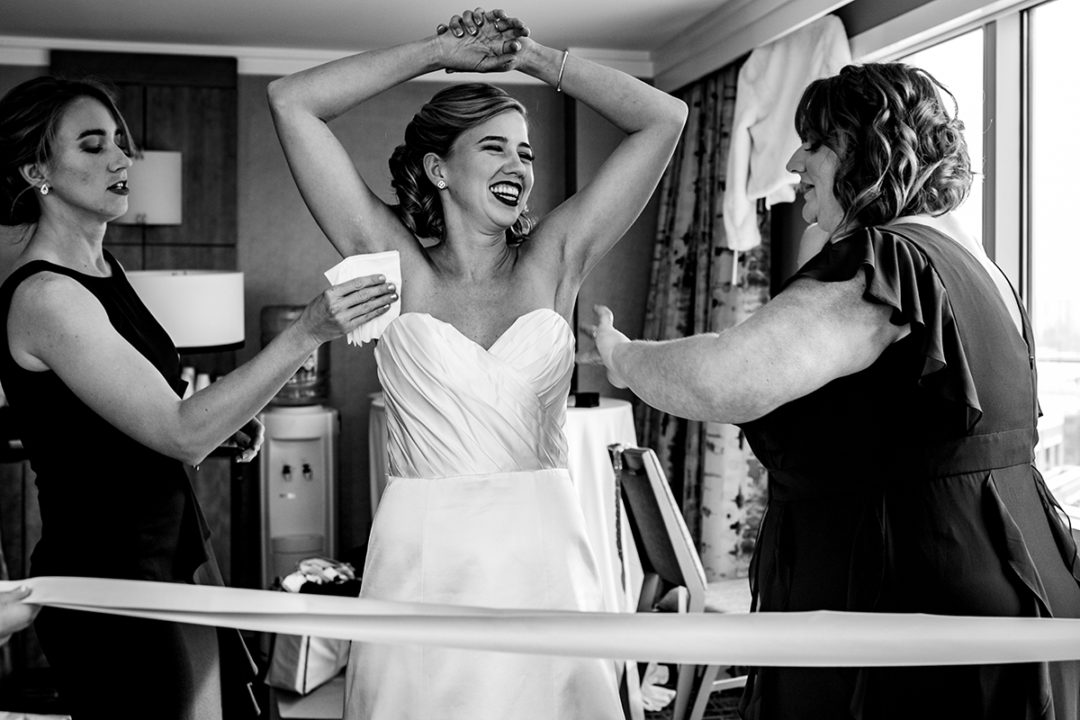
[388,307,571,353]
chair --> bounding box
[609,444,748,720]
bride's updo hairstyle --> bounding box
[389,82,534,245]
[1,76,133,226]
[794,63,972,232]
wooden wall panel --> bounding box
[144,244,236,270]
[145,85,237,248]
[50,50,238,268]
[103,243,144,271]
[103,83,146,247]
[49,52,236,89]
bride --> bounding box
[267,8,686,718]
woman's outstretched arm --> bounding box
[582,274,906,423]
[9,273,395,467]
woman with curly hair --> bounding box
[267,7,686,719]
[583,62,1080,719]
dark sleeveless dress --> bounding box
[0,251,257,720]
[737,223,1080,720]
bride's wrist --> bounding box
[422,33,455,74]
[516,42,557,84]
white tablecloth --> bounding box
[367,394,639,613]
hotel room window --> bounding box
[1028,0,1080,508]
[894,10,1080,515]
[901,29,986,245]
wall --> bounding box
[571,101,660,401]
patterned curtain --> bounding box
[636,65,771,581]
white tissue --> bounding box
[324,251,402,346]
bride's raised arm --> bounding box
[501,33,688,284]
[265,9,529,259]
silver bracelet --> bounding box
[555,49,569,93]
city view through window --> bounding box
[903,0,1080,519]
[1029,0,1080,517]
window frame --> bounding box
[852,0,1080,489]
[849,0,1042,304]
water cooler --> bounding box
[258,306,338,588]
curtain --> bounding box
[636,66,771,581]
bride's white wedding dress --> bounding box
[343,308,623,720]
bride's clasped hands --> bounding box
[435,8,530,73]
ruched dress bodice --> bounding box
[375,308,573,478]
[346,308,621,720]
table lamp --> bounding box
[126,270,245,352]
[112,150,183,226]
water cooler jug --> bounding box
[258,404,338,588]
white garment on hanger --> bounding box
[722,14,852,252]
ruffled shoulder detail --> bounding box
[792,225,982,431]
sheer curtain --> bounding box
[636,65,771,581]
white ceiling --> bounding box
[0,0,732,62]
[1,0,860,90]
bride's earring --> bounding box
[436,180,447,190]
[39,182,50,196]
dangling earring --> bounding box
[436,180,447,190]
[39,183,50,196]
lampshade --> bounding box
[113,151,182,225]
[127,270,245,352]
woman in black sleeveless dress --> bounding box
[0,76,396,719]
[584,63,1080,719]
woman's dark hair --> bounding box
[0,75,133,226]
[389,82,534,245]
[794,62,972,231]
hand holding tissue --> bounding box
[324,251,402,346]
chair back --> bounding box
[611,445,749,720]
[611,445,706,613]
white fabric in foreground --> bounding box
[5,577,1080,667]
[324,251,402,346]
